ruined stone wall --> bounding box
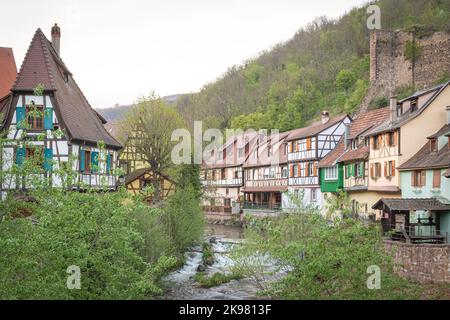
[361,30,450,112]
[384,240,450,284]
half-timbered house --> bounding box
[366,81,450,217]
[285,111,351,209]
[318,107,390,217]
[200,131,259,215]
[242,131,291,211]
[0,25,122,198]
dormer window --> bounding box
[351,140,357,150]
[26,101,44,130]
[64,72,69,83]
[410,99,418,113]
[430,138,438,152]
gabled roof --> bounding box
[317,138,345,168]
[243,131,291,168]
[6,28,122,150]
[398,125,450,171]
[318,108,389,168]
[124,167,175,186]
[0,47,17,98]
[286,115,349,141]
[372,198,450,211]
[366,81,450,136]
[398,83,444,103]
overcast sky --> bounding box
[1,0,367,108]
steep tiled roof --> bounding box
[8,29,122,150]
[348,107,390,139]
[286,115,349,141]
[318,108,389,167]
[428,124,450,139]
[339,145,370,163]
[372,198,450,211]
[0,48,17,98]
[124,167,174,186]
[398,125,450,171]
[243,131,291,168]
[366,81,450,136]
[317,138,345,168]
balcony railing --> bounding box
[242,201,281,211]
[201,178,242,187]
[381,220,449,244]
[245,178,287,188]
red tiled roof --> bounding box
[339,145,370,163]
[317,138,345,168]
[243,131,291,168]
[286,115,349,141]
[0,48,17,98]
[318,108,390,167]
[7,29,122,149]
[348,107,390,139]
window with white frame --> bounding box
[324,166,338,180]
[311,188,317,202]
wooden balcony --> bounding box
[201,178,243,187]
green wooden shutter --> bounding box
[16,107,26,129]
[80,149,85,172]
[106,153,111,174]
[359,162,365,177]
[43,148,53,171]
[44,108,53,130]
[15,148,26,166]
[91,151,99,173]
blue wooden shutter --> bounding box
[106,153,111,174]
[91,151,99,173]
[16,106,26,129]
[44,148,53,171]
[80,149,85,172]
[15,148,26,166]
[44,108,53,130]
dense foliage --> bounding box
[234,199,423,300]
[174,0,450,131]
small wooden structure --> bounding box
[123,168,175,203]
[373,198,450,244]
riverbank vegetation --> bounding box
[233,204,431,300]
[0,141,203,299]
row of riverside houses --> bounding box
[201,81,450,243]
[319,83,450,243]
[0,25,122,199]
[200,111,351,216]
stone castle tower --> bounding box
[359,29,450,113]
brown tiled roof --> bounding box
[0,48,17,98]
[366,81,450,136]
[318,108,389,168]
[398,130,450,171]
[243,131,291,168]
[202,131,259,169]
[348,107,390,139]
[124,167,175,186]
[9,29,122,150]
[286,115,349,141]
[317,138,345,168]
[372,198,450,211]
[339,145,369,163]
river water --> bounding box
[162,224,284,300]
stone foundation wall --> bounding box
[384,240,450,284]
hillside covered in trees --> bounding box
[174,0,450,132]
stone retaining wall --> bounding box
[384,240,450,284]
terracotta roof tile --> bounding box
[8,29,122,149]
[339,145,370,163]
[286,115,349,141]
[0,48,17,98]
[318,138,345,168]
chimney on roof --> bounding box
[344,124,350,150]
[321,111,330,124]
[390,96,397,123]
[51,23,61,56]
